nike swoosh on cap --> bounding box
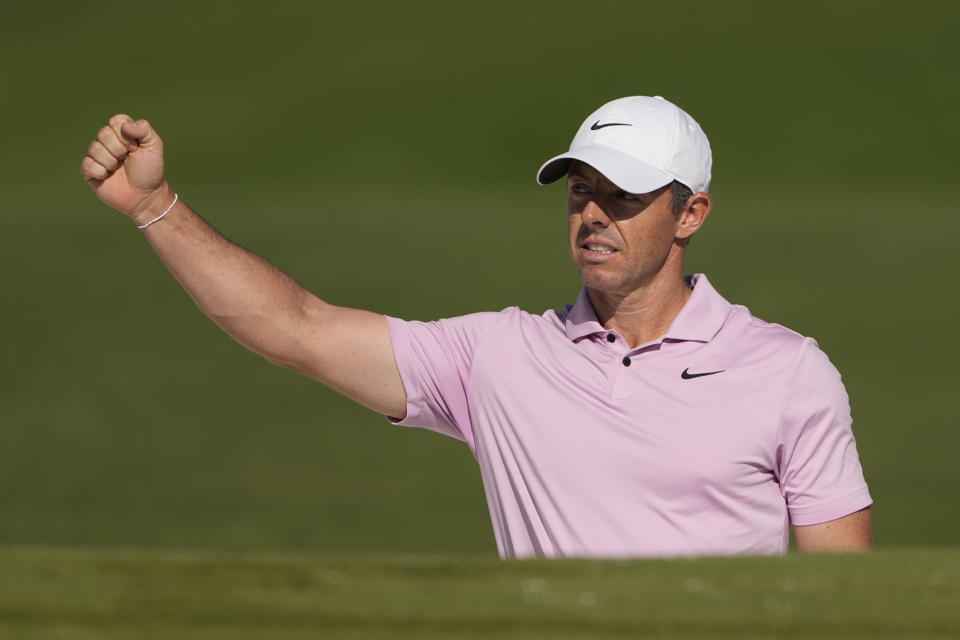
[590,121,632,130]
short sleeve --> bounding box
[385,311,506,449]
[775,338,873,526]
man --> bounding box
[81,96,872,558]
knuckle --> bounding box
[98,128,128,155]
[82,157,107,178]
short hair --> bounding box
[669,181,693,215]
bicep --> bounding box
[282,298,407,419]
[793,507,872,552]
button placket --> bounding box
[610,341,667,398]
[610,350,636,398]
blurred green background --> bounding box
[1,1,957,555]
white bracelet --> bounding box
[137,193,179,230]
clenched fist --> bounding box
[81,114,174,225]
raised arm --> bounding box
[81,114,407,418]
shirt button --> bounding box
[622,356,631,367]
[606,334,616,343]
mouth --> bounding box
[580,242,619,262]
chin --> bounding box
[577,267,629,294]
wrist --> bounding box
[129,183,176,227]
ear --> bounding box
[675,192,712,240]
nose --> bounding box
[581,200,611,227]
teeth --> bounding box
[586,244,614,253]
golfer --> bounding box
[81,96,872,558]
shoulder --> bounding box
[388,308,510,346]
[717,303,847,400]
[433,304,569,332]
[451,305,571,347]
[728,304,806,349]
[728,305,849,415]
[722,303,835,367]
[388,304,563,350]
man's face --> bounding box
[567,162,684,295]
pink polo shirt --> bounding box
[386,274,871,558]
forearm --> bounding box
[133,183,324,367]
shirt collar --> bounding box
[563,273,733,344]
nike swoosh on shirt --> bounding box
[590,121,632,130]
[680,368,725,380]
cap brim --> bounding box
[536,145,674,194]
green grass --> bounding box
[2,182,958,553]
[2,546,958,639]
[1,0,958,557]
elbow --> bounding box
[206,311,305,372]
[207,295,332,379]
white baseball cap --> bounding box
[536,95,712,194]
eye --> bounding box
[569,183,591,195]
[617,190,641,200]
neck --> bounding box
[587,261,692,349]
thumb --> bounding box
[121,119,160,147]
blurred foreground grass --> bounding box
[1,546,958,639]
